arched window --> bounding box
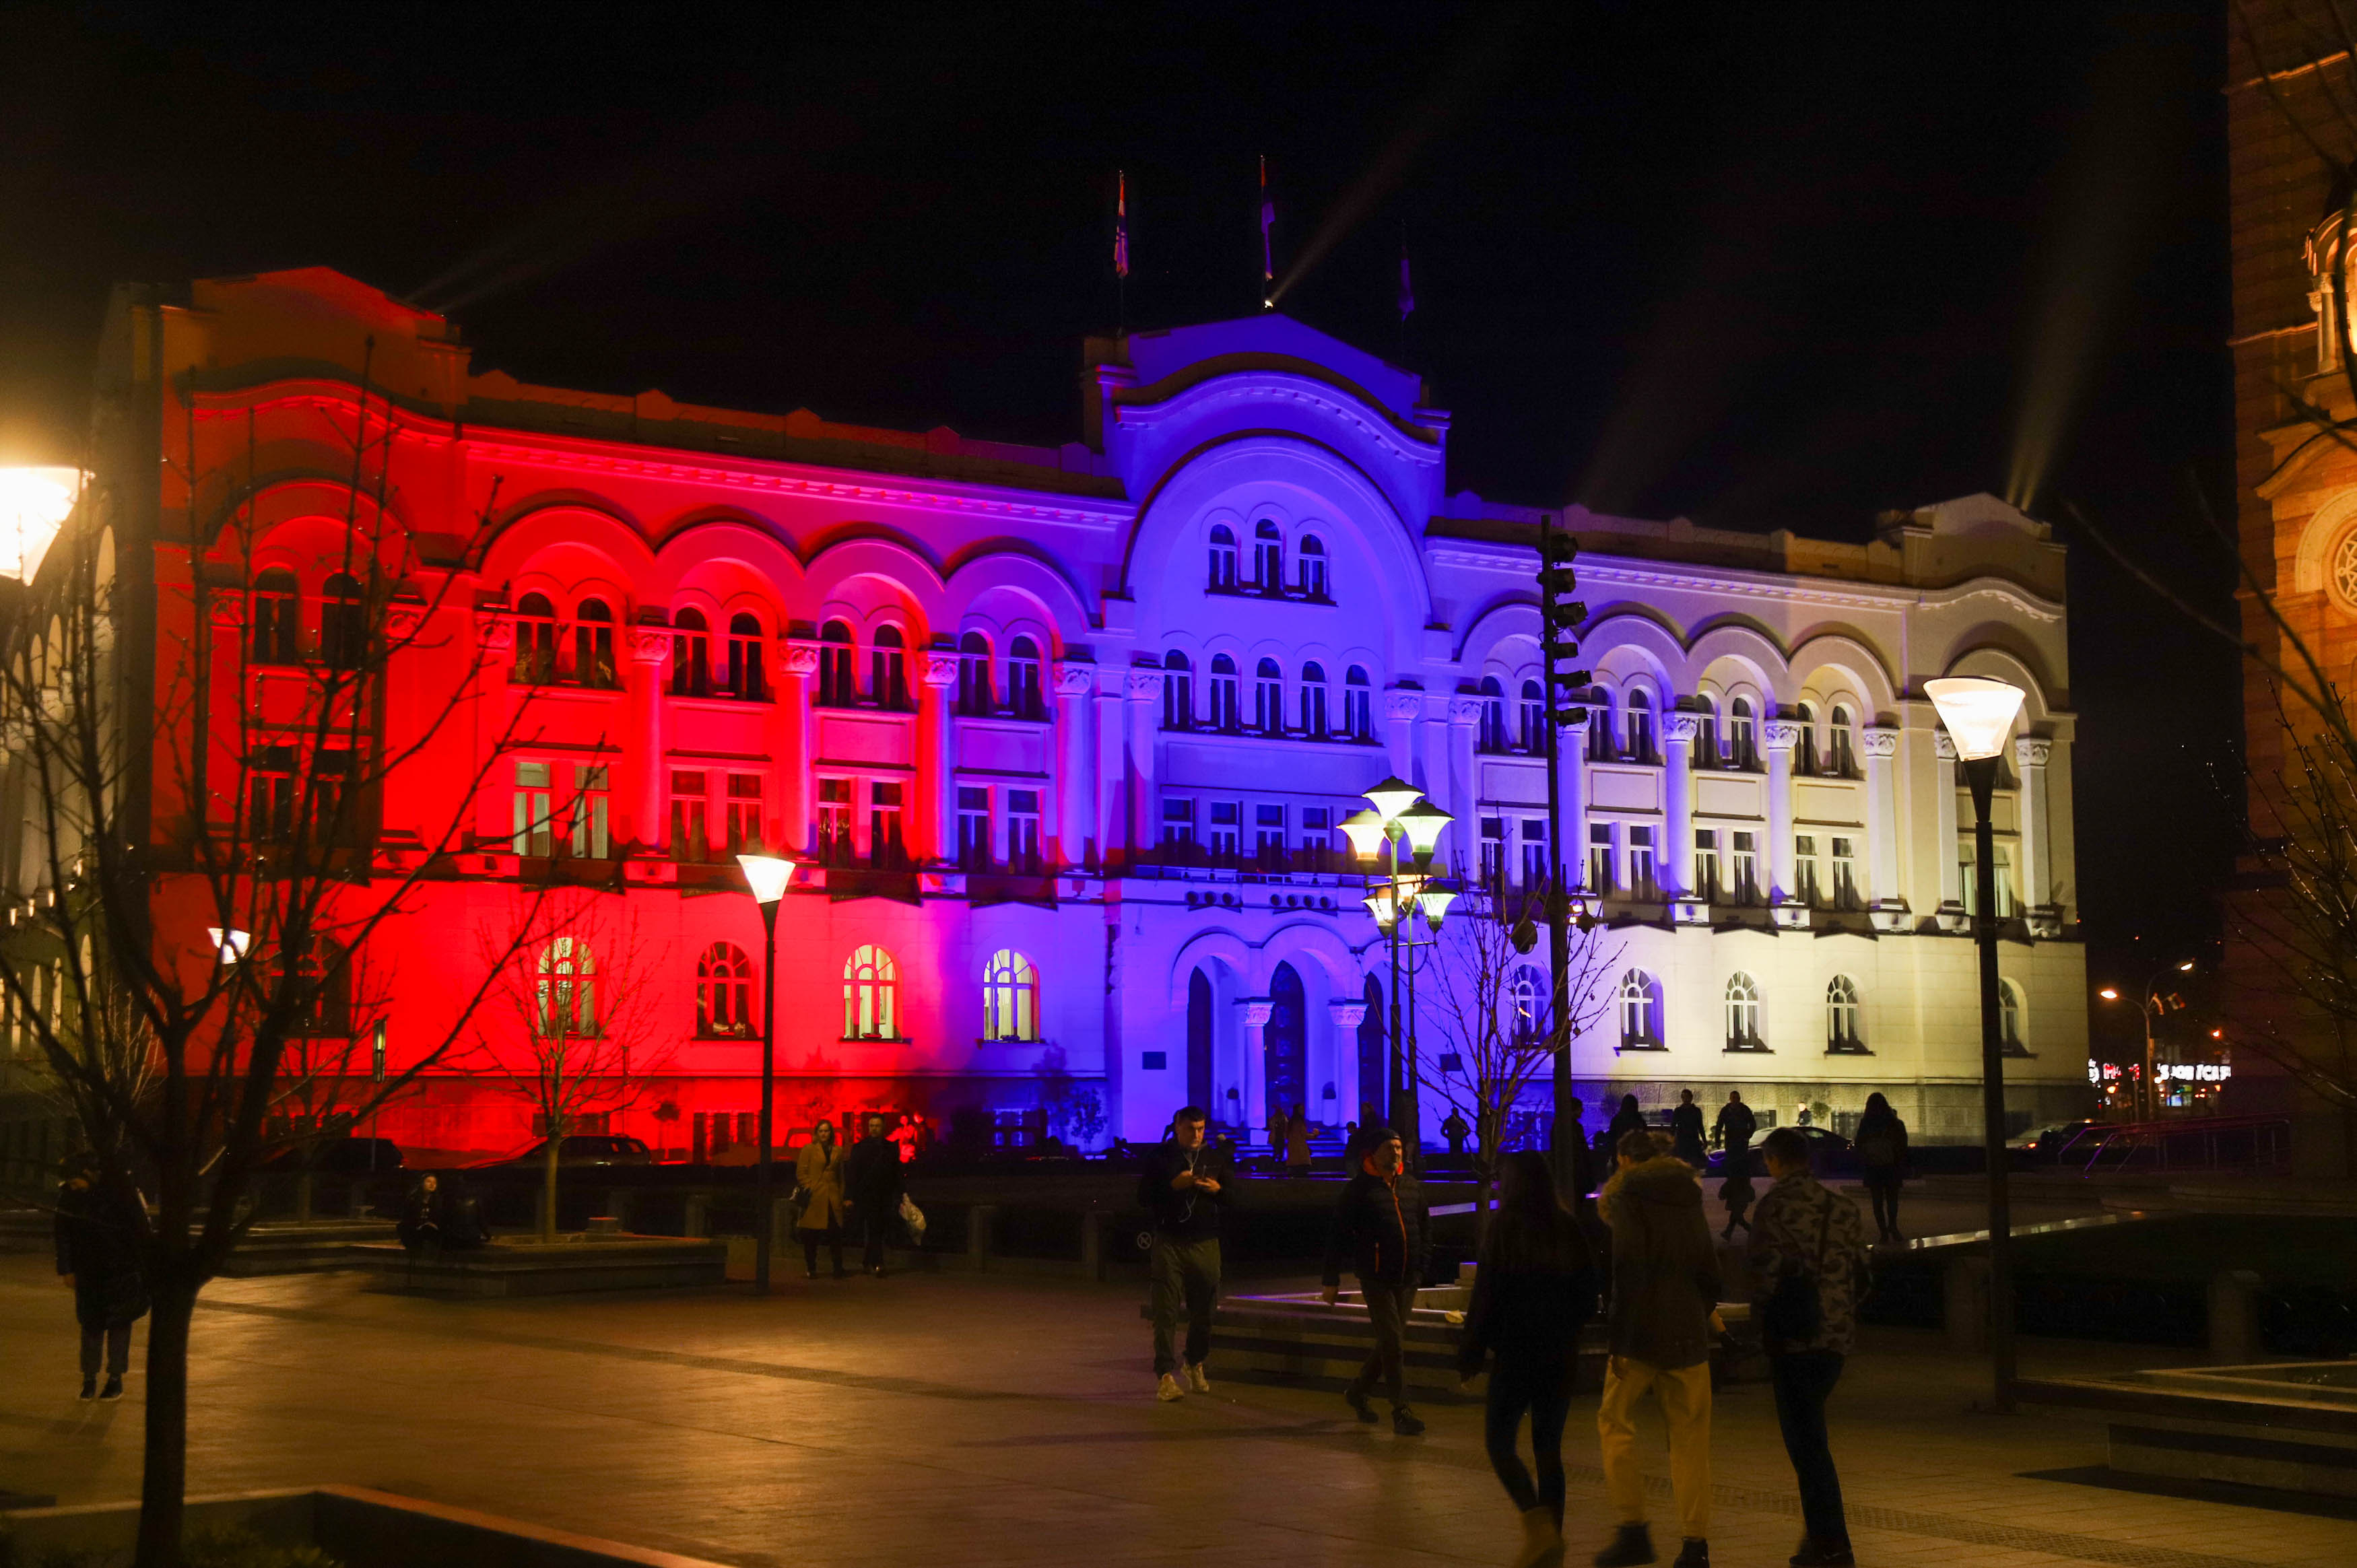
[1478,675,1506,753]
[1999,980,2026,1053]
[1207,524,1238,589]
[1694,697,1720,768]
[1008,636,1043,719]
[1724,972,1762,1049]
[871,625,907,709]
[1299,535,1329,598]
[671,608,711,696]
[1162,650,1193,730]
[1253,519,1283,589]
[958,630,993,716]
[1511,965,1548,1044]
[981,949,1040,1042]
[1619,969,1661,1048]
[696,942,753,1037]
[536,936,596,1037]
[1255,658,1284,732]
[1795,702,1820,774]
[842,945,898,1040]
[1585,687,1616,761]
[1828,705,1855,776]
[818,620,855,707]
[513,592,558,683]
[251,568,300,664]
[1728,697,1758,770]
[1626,689,1654,762]
[1346,665,1372,741]
[574,598,617,688]
[1826,976,1863,1052]
[1210,654,1242,730]
[321,572,365,670]
[725,612,765,700]
[1300,661,1329,738]
[1520,680,1546,751]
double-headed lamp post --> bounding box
[1341,778,1452,1160]
[1924,675,2027,1412]
[737,853,797,1296]
[2098,959,2197,1122]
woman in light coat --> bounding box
[795,1120,849,1279]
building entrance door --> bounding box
[1266,963,1306,1130]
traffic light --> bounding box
[1537,520,1589,728]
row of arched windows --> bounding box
[1207,520,1331,599]
[1570,687,1862,777]
[683,941,1041,1045]
[1612,969,2025,1054]
[249,569,366,670]
[957,632,1046,718]
[1160,652,1376,739]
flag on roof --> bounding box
[1115,170,1129,279]
[1259,156,1275,286]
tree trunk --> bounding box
[135,1272,199,1568]
[541,1138,560,1241]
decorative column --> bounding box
[1448,697,1483,838]
[1328,999,1368,1130]
[1863,725,1903,926]
[1933,730,1962,913]
[1556,709,1587,895]
[1385,689,1421,782]
[1053,661,1094,870]
[473,612,517,849]
[1424,707,1454,821]
[1764,719,1799,906]
[1663,712,1698,899]
[1239,997,1275,1145]
[920,652,960,862]
[1126,668,1162,854]
[2014,737,2053,924]
[783,641,819,857]
[1096,679,1127,866]
[627,629,671,853]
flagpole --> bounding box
[1115,169,1131,347]
[1259,154,1274,311]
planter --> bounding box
[350,1235,726,1297]
[1,1484,725,1568]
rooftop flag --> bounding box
[1259,156,1275,298]
[1115,170,1129,279]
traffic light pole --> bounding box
[1537,515,1588,1202]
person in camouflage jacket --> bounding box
[1748,1128,1874,1566]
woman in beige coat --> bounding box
[795,1120,850,1279]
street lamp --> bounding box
[2098,959,2197,1122]
[737,852,797,1296]
[206,926,252,965]
[1925,675,2026,1413]
[1348,777,1451,1161]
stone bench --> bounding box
[2019,1363,2357,1500]
[351,1235,726,1297]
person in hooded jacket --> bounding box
[1459,1150,1599,1568]
[1594,1129,1722,1568]
[54,1153,147,1401]
[1319,1126,1431,1435]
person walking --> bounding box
[1561,1097,1597,1214]
[1669,1091,1706,1168]
[1593,1130,1721,1568]
[842,1113,904,1277]
[53,1153,147,1402]
[1285,1105,1314,1176]
[1459,1150,1599,1568]
[1711,1091,1756,1165]
[1750,1128,1873,1567]
[1853,1093,1909,1244]
[1139,1106,1230,1401]
[795,1118,850,1279]
[1320,1126,1431,1436]
[1717,1165,1755,1243]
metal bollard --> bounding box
[1944,1255,1991,1355]
[2208,1269,2264,1365]
[968,1204,997,1272]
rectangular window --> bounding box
[1255,803,1286,866]
[1480,816,1504,887]
[512,761,554,858]
[572,764,611,859]
[1300,806,1331,870]
[1961,842,2017,918]
[248,746,296,844]
[1521,818,1550,890]
[1732,830,1759,904]
[1831,836,1859,908]
[669,770,710,863]
[724,773,763,854]
[1795,833,1820,906]
[817,778,853,864]
[1628,825,1657,898]
[1008,788,1041,872]
[1587,822,1615,896]
[1161,796,1196,847]
[958,786,992,870]
[1694,828,1719,902]
[1208,801,1240,858]
[870,781,906,867]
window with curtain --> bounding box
[514,593,558,683]
[981,949,1040,1042]
[1826,976,1863,1052]
[1724,972,1763,1049]
[537,936,596,1037]
[843,945,898,1040]
[696,943,753,1037]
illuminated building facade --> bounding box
[0,269,2086,1158]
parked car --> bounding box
[476,1134,653,1168]
[260,1136,405,1175]
[2011,1118,2099,1156]
[1704,1124,1853,1176]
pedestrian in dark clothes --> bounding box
[1853,1093,1910,1244]
[1561,1096,1597,1213]
[842,1114,904,1276]
[1138,1106,1232,1400]
[1719,1167,1756,1241]
[1711,1091,1756,1165]
[1669,1090,1706,1167]
[54,1153,147,1401]
[1605,1093,1647,1151]
[1320,1126,1431,1435]
[1459,1150,1598,1568]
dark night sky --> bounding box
[0,3,2234,1036]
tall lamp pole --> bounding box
[2100,959,2197,1122]
[1926,676,2027,1412]
[737,853,797,1297]
[1343,781,1451,1161]
[1535,516,1589,1196]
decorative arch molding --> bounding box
[651,517,809,605]
[1686,623,1787,700]
[1937,643,2061,728]
[199,474,409,564]
[2292,486,2357,597]
[1114,368,1443,474]
[1579,610,1685,691]
[1455,599,1544,673]
[941,550,1097,644]
[1786,632,1900,719]
[803,536,952,635]
[1167,930,1256,1010]
[478,502,658,586]
[1256,922,1364,996]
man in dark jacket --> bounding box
[1711,1091,1756,1163]
[55,1154,147,1401]
[1137,1105,1230,1402]
[842,1114,904,1277]
[1595,1130,1722,1568]
[1560,1096,1597,1213]
[1669,1090,1706,1167]
[1319,1126,1430,1436]
[1750,1128,1873,1567]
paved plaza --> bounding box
[3,1250,2353,1568]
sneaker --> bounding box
[1391,1406,1426,1437]
[1670,1540,1708,1568]
[1343,1386,1376,1424]
[1184,1362,1210,1395]
[99,1376,124,1402]
[1593,1524,1655,1567]
[1789,1540,1854,1567]
[78,1377,96,1402]
[1156,1372,1186,1402]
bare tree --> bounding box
[471,888,676,1239]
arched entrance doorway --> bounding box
[1265,963,1306,1126]
[1186,967,1214,1116]
[1357,974,1387,1126]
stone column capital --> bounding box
[783,641,820,678]
[1447,697,1485,726]
[385,606,424,640]
[1054,662,1095,697]
[1328,1000,1368,1029]
[1933,731,1956,761]
[1762,720,1801,753]
[1238,998,1275,1030]
[208,594,246,627]
[628,627,672,667]
[1125,668,1162,702]
[2014,737,2051,768]
[1665,713,1700,746]
[1385,690,1424,722]
[475,614,514,652]
[1861,726,1900,760]
[920,652,962,689]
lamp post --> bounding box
[1925,675,2027,1412]
[737,852,797,1296]
[2099,958,2197,1122]
[1343,778,1451,1161]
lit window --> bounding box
[1298,535,1329,598]
[725,773,763,854]
[251,568,300,664]
[843,945,898,1040]
[1511,966,1546,1044]
[512,761,555,858]
[725,612,766,700]
[537,936,596,1037]
[697,943,754,1037]
[1619,969,1661,1048]
[817,778,853,864]
[513,593,558,684]
[1826,976,1863,1051]
[669,770,709,862]
[671,609,711,695]
[1207,524,1238,589]
[572,765,611,859]
[1724,972,1762,1049]
[982,949,1040,1042]
[1008,637,1043,719]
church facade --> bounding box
[2,269,2087,1160]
